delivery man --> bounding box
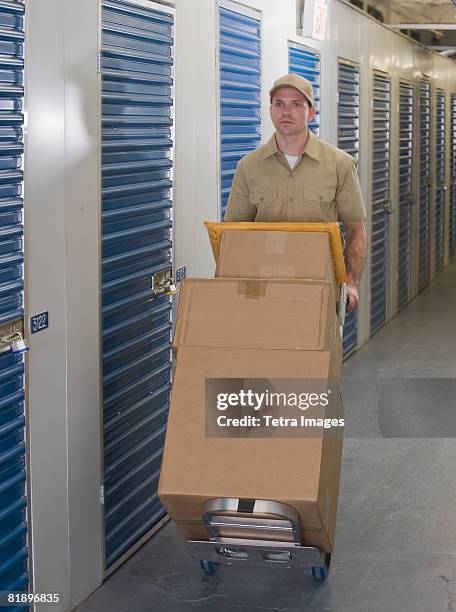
[224,73,367,312]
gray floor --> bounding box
[77,262,456,612]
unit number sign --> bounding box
[30,311,49,334]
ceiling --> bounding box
[377,0,456,22]
[357,0,456,54]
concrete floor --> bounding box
[77,261,456,612]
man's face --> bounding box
[270,86,316,136]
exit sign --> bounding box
[301,0,328,41]
[313,0,328,41]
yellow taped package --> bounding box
[205,221,348,284]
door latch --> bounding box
[0,330,28,355]
[383,200,394,215]
[151,268,178,297]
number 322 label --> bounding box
[30,311,49,334]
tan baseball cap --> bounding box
[269,73,314,108]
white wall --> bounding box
[173,0,219,279]
[25,0,103,610]
[62,0,104,604]
[24,1,70,607]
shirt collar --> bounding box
[262,130,320,162]
[303,130,320,161]
[262,134,280,158]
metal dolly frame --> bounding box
[186,498,331,580]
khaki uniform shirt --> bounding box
[224,131,366,224]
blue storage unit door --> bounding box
[418,78,431,290]
[337,59,360,356]
[397,82,413,309]
[101,0,174,569]
[434,88,445,274]
[219,5,261,219]
[0,0,29,607]
[370,72,391,334]
[450,93,456,258]
[288,44,320,136]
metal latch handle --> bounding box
[151,268,178,296]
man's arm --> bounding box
[224,160,256,221]
[334,156,367,312]
[344,220,366,312]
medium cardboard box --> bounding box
[173,277,341,353]
[216,230,337,285]
[158,346,344,552]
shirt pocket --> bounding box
[301,186,337,222]
[302,185,336,201]
[249,189,281,221]
[249,189,278,206]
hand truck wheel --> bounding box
[200,559,217,575]
[311,552,331,581]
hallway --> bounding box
[76,262,456,612]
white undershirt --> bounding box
[285,154,299,169]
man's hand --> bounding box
[344,220,366,313]
[346,278,359,313]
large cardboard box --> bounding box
[216,230,337,285]
[205,222,347,284]
[158,346,344,552]
[173,278,342,367]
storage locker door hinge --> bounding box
[99,485,105,505]
[97,51,101,74]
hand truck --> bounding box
[186,498,331,580]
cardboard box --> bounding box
[158,346,344,552]
[205,222,348,284]
[216,231,337,285]
[173,278,342,362]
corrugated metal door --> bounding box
[370,72,391,334]
[434,88,445,274]
[450,93,456,258]
[0,0,29,606]
[337,59,359,356]
[288,44,320,136]
[101,0,174,569]
[219,4,261,219]
[397,82,413,309]
[418,78,431,289]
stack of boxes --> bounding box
[158,226,345,552]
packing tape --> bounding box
[264,231,288,255]
[236,280,267,299]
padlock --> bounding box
[11,337,28,355]
[165,283,178,296]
